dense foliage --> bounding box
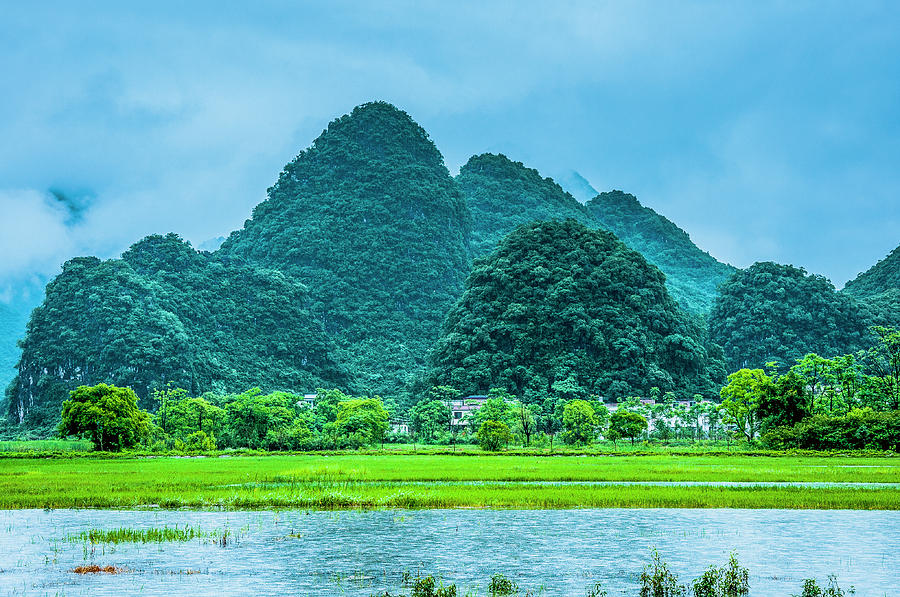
[709,262,871,371]
[456,153,596,257]
[763,410,900,451]
[59,384,150,451]
[7,234,347,424]
[430,220,726,402]
[586,191,737,314]
[219,102,472,405]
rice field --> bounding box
[0,453,897,510]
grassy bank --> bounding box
[0,453,897,510]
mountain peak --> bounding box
[552,170,599,204]
[304,101,443,169]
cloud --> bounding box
[0,1,897,292]
[0,190,75,279]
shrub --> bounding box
[476,420,512,451]
[763,410,900,451]
[488,573,518,596]
[640,549,686,597]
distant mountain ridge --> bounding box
[457,153,736,314]
[843,243,900,327]
[586,191,737,314]
[4,101,778,426]
[457,153,595,257]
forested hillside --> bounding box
[586,191,737,314]
[456,153,596,257]
[843,244,900,327]
[219,102,472,404]
[709,261,872,371]
[430,220,726,401]
[7,234,347,425]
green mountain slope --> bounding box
[430,220,726,401]
[586,191,737,314]
[709,261,872,371]
[456,153,596,257]
[843,244,900,327]
[219,102,472,403]
[844,244,900,298]
[7,234,347,425]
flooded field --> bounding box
[1,509,897,596]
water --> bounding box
[1,509,897,596]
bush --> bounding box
[691,552,749,597]
[763,410,900,451]
[640,549,686,597]
[488,574,518,596]
[476,420,512,451]
[184,430,216,451]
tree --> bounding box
[58,384,150,451]
[539,396,564,451]
[757,370,810,430]
[562,399,598,446]
[410,399,450,442]
[476,419,512,451]
[516,403,539,446]
[867,326,900,410]
[718,369,771,444]
[472,392,516,431]
[608,409,648,447]
[333,397,389,447]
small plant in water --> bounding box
[691,552,749,597]
[794,575,856,597]
[586,581,608,597]
[69,525,230,545]
[640,549,687,597]
[488,573,518,596]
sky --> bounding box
[1,1,899,302]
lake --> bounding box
[1,508,897,595]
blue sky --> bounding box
[1,1,899,299]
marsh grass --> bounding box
[69,525,230,544]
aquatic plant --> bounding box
[488,573,518,596]
[794,576,856,597]
[70,525,229,544]
[691,552,749,597]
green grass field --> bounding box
[0,439,92,452]
[1,453,897,510]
